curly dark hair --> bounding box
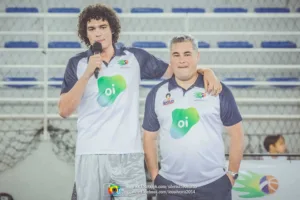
[77,4,121,47]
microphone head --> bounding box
[92,41,102,53]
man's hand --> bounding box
[226,173,235,186]
[84,54,102,78]
[151,171,159,182]
[198,68,222,96]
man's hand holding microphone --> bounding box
[59,41,103,118]
[83,41,103,79]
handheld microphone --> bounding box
[92,41,103,78]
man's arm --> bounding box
[59,54,102,118]
[129,48,221,94]
[225,122,244,185]
[142,81,161,181]
[59,75,89,118]
[219,83,244,185]
[143,130,159,181]
[198,68,222,95]
[162,65,222,95]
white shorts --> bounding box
[75,153,147,200]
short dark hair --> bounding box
[263,135,284,152]
[77,4,121,47]
[169,34,198,51]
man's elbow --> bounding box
[59,108,69,118]
[58,102,71,118]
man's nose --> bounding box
[179,57,186,63]
[95,29,103,36]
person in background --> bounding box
[263,134,287,160]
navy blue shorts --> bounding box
[154,174,232,200]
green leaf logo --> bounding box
[170,108,200,139]
[97,75,126,107]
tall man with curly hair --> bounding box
[59,3,222,200]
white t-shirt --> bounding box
[61,45,168,155]
[143,75,243,187]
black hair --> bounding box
[77,4,121,47]
[263,134,284,152]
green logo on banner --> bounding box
[233,171,279,198]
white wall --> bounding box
[0,141,74,200]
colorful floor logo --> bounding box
[108,184,122,196]
[233,171,279,198]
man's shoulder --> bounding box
[219,82,234,97]
[147,79,170,97]
[115,43,150,55]
[123,46,148,54]
[68,50,89,65]
[113,43,146,57]
[72,50,89,60]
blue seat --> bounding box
[48,8,80,13]
[261,41,297,48]
[48,77,63,88]
[131,7,163,13]
[5,41,38,48]
[297,8,300,12]
[218,41,253,48]
[114,8,122,13]
[222,78,255,88]
[132,41,166,48]
[3,77,37,88]
[6,7,38,13]
[255,7,290,13]
[267,77,299,89]
[214,7,247,13]
[198,41,210,48]
[172,8,205,13]
[48,42,81,48]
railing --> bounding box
[1,11,299,139]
